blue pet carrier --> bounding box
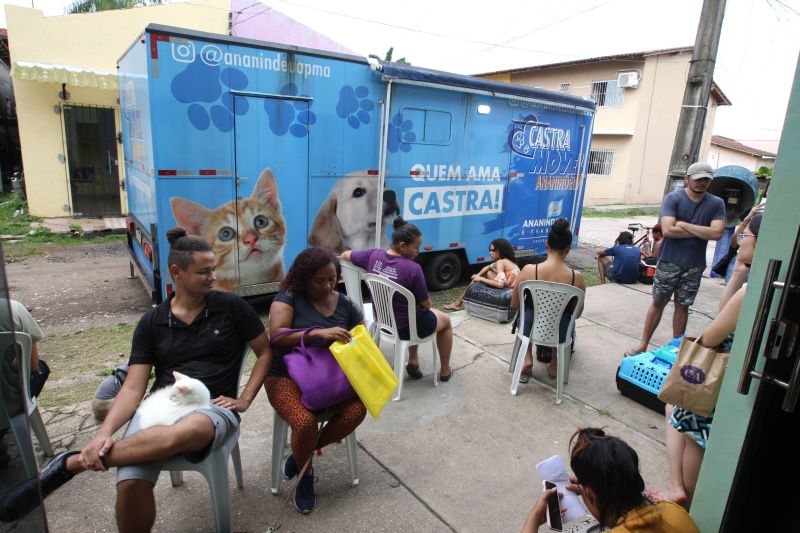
[615,345,678,414]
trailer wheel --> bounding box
[424,252,462,291]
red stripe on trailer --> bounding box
[199,169,217,175]
[449,243,458,248]
[409,170,422,175]
[158,170,177,176]
[367,170,379,175]
[477,257,486,262]
[151,34,169,59]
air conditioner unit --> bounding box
[617,71,640,89]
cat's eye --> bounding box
[254,215,270,229]
[352,187,366,198]
[218,227,236,241]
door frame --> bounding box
[59,102,123,216]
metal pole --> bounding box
[663,0,727,194]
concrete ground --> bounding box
[23,275,725,533]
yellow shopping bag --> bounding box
[330,324,399,420]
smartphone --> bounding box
[543,480,563,531]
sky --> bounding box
[2,0,799,142]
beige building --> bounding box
[5,1,230,217]
[479,48,731,206]
[708,135,776,172]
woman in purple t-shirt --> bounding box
[342,217,453,381]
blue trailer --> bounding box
[118,24,596,302]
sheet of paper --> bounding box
[535,454,588,524]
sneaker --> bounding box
[293,468,316,514]
[282,453,297,480]
[0,450,78,522]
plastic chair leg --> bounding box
[204,450,232,533]
[9,415,38,478]
[346,432,359,486]
[510,336,530,396]
[29,405,53,457]
[432,341,439,387]
[392,341,409,401]
[271,413,289,495]
[555,346,566,405]
[509,336,522,373]
[563,341,572,385]
[231,443,243,489]
[170,470,184,487]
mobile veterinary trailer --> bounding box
[119,25,596,302]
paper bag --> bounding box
[658,336,729,417]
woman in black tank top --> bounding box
[511,219,586,381]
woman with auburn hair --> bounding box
[267,247,367,515]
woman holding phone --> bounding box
[520,428,699,532]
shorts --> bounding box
[116,405,239,485]
[398,309,437,340]
[652,261,703,306]
[670,405,712,449]
[521,304,571,343]
[606,260,617,282]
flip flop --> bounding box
[624,347,644,357]
[519,365,533,384]
[439,369,454,382]
[405,363,423,380]
[443,302,463,311]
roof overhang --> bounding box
[11,61,118,90]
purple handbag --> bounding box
[270,327,356,411]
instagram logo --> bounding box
[171,41,196,63]
[200,45,223,67]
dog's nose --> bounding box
[383,189,400,215]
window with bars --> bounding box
[588,149,615,176]
[560,83,571,93]
[590,79,624,107]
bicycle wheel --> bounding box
[641,237,652,255]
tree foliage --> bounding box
[66,0,161,14]
[755,165,774,179]
[369,47,410,65]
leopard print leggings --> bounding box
[265,376,367,467]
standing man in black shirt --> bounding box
[1,228,272,531]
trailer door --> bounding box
[233,95,310,294]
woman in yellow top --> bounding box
[520,427,699,533]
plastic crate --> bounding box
[615,346,677,413]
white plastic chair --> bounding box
[509,280,584,404]
[362,272,438,401]
[160,344,251,533]
[270,408,358,495]
[340,259,377,340]
[1,331,54,478]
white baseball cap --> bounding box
[687,162,714,180]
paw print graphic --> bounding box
[263,83,317,138]
[171,63,249,132]
[387,113,415,153]
[336,85,374,129]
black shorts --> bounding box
[398,309,437,340]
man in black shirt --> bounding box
[1,229,272,531]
